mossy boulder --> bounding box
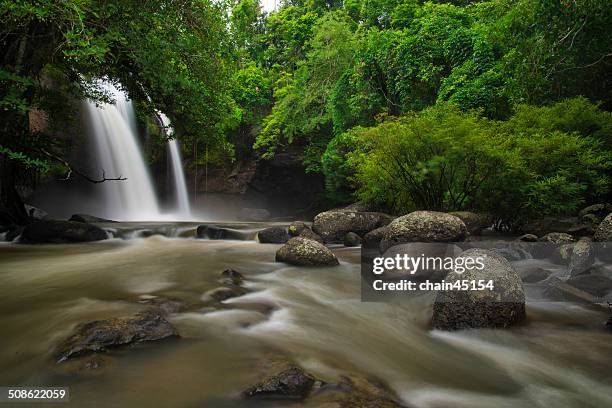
[276,237,339,266]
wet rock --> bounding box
[492,243,532,261]
[517,234,538,242]
[55,311,179,362]
[298,227,324,243]
[137,296,187,315]
[449,211,490,235]
[220,269,244,285]
[69,214,116,223]
[206,286,247,302]
[258,226,289,244]
[381,243,462,281]
[197,225,249,240]
[312,376,404,408]
[242,365,316,400]
[239,208,271,221]
[518,266,551,283]
[343,232,361,247]
[4,226,24,242]
[288,221,309,237]
[21,219,108,243]
[24,204,48,220]
[276,237,339,266]
[579,203,612,223]
[380,211,467,253]
[521,217,577,236]
[539,232,575,245]
[313,211,393,243]
[340,201,374,212]
[566,275,612,298]
[362,226,388,249]
[432,249,525,330]
[594,213,612,242]
[568,238,595,277]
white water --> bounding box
[85,84,161,221]
[160,114,191,217]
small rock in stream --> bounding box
[220,268,244,285]
[137,296,188,315]
[242,365,316,400]
[343,232,362,247]
[55,311,179,362]
[257,226,289,243]
[206,286,248,302]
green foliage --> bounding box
[327,101,610,224]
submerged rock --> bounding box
[380,211,467,253]
[21,219,108,243]
[432,249,525,330]
[220,268,244,285]
[518,266,551,283]
[566,275,612,298]
[242,365,316,400]
[276,237,339,266]
[594,213,612,242]
[55,311,178,362]
[258,226,289,244]
[69,214,116,223]
[313,211,393,243]
[312,376,404,408]
[196,225,250,240]
[343,232,361,247]
[137,296,187,315]
[206,286,247,302]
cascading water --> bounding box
[84,83,161,221]
[159,113,191,217]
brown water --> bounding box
[0,223,611,407]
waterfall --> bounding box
[160,114,191,217]
[84,83,161,221]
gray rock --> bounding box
[288,221,308,237]
[220,269,244,285]
[517,234,538,242]
[239,208,271,221]
[21,220,108,243]
[55,311,178,362]
[258,226,289,244]
[578,203,612,223]
[343,232,361,247]
[206,286,247,302]
[313,210,393,243]
[432,249,526,330]
[69,214,116,223]
[24,204,48,220]
[276,237,339,266]
[297,227,324,243]
[594,213,612,242]
[242,365,315,400]
[362,226,388,249]
[137,296,187,315]
[449,211,491,235]
[539,232,575,245]
[568,238,595,277]
[566,275,612,297]
[380,211,467,253]
[197,225,251,240]
[521,217,577,236]
[518,266,551,283]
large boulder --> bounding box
[568,238,596,277]
[578,203,612,223]
[288,221,309,237]
[276,237,339,266]
[313,211,393,243]
[362,226,388,249]
[594,213,612,242]
[297,227,323,243]
[69,214,116,223]
[380,211,467,253]
[258,226,289,244]
[432,249,526,330]
[449,211,490,235]
[55,311,178,362]
[242,365,315,400]
[21,219,108,243]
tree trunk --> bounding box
[0,157,29,226]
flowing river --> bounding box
[0,222,611,408]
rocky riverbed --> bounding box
[0,214,611,407]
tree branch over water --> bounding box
[39,149,127,184]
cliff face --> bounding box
[186,145,325,217]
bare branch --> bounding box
[39,149,127,183]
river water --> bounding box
[0,222,611,407]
